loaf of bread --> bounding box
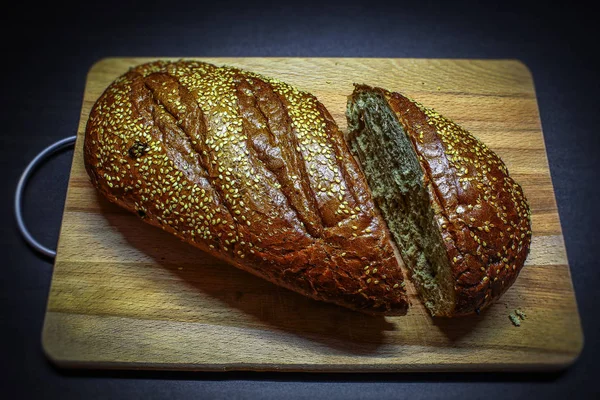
[84,60,409,315]
[346,85,532,316]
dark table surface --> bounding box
[2,0,598,398]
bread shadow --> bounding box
[97,194,395,355]
[430,312,487,342]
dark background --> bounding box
[1,0,598,398]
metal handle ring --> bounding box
[14,136,77,259]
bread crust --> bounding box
[84,61,408,315]
[350,85,532,316]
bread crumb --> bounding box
[177,267,183,271]
[509,309,526,326]
[509,313,521,327]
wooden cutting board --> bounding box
[42,58,583,371]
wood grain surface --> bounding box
[42,58,583,371]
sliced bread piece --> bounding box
[346,85,531,316]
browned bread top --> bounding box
[84,61,408,315]
[353,85,532,315]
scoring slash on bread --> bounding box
[84,60,531,317]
